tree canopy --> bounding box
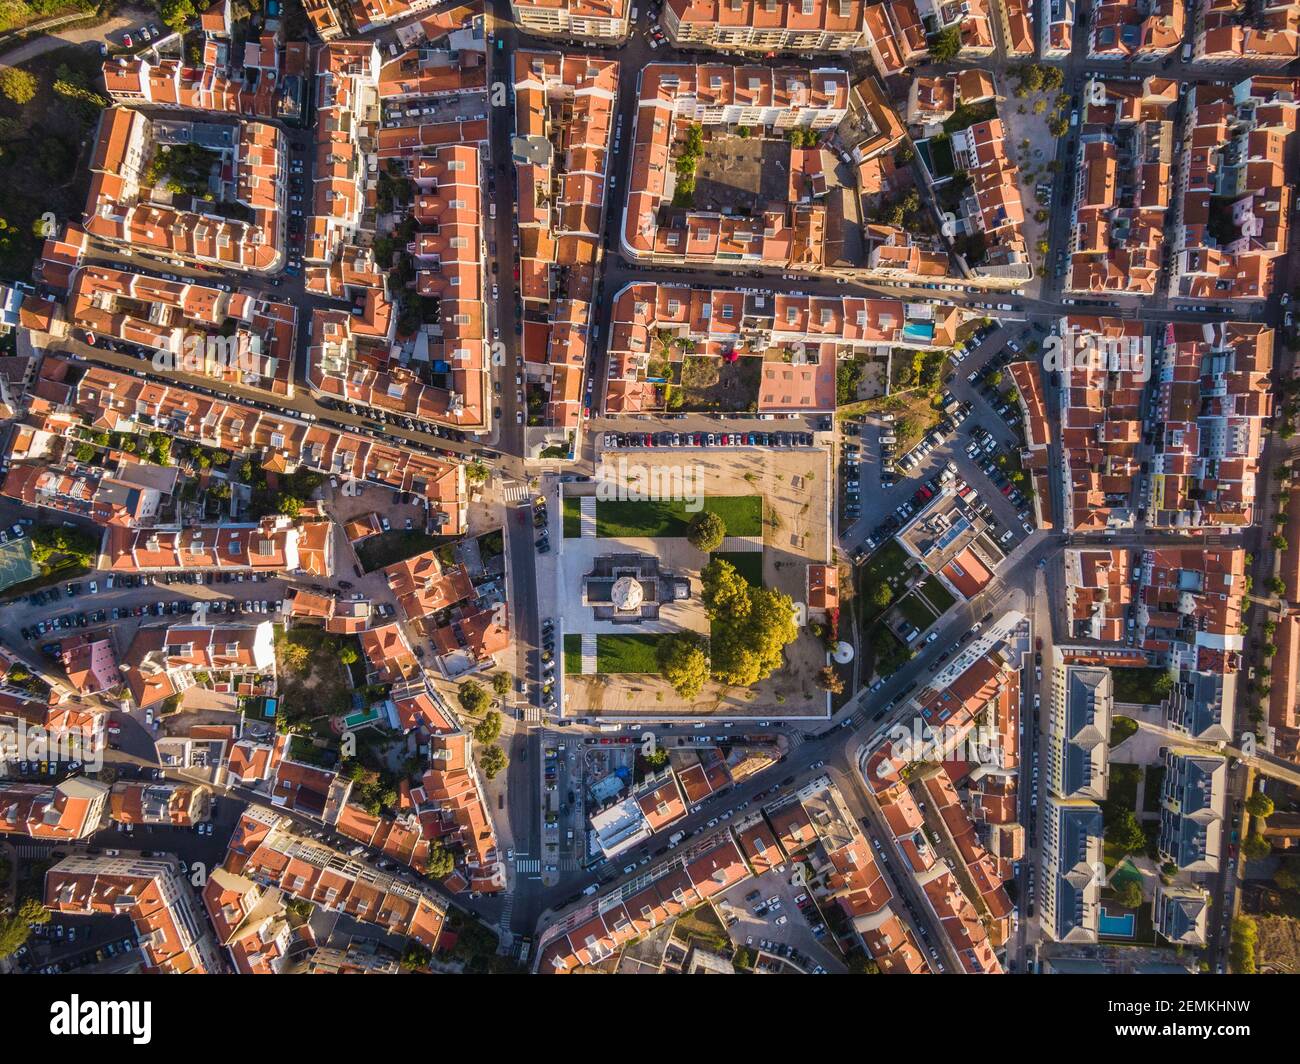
[701,559,798,688]
[686,510,726,553]
[657,632,710,699]
[478,744,508,780]
[459,680,489,714]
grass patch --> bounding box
[895,593,939,634]
[917,575,955,614]
[862,540,912,593]
[564,634,583,675]
[355,530,444,572]
[672,905,733,954]
[596,633,663,674]
[563,496,582,538]
[594,496,762,539]
[1111,667,1173,705]
[1110,714,1138,748]
[1108,763,1141,813]
[711,551,763,587]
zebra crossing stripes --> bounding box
[504,483,531,503]
[515,858,540,873]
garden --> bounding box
[593,495,762,540]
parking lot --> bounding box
[717,859,845,974]
[840,320,1044,559]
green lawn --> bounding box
[1110,715,1139,748]
[863,540,911,591]
[917,575,956,614]
[1108,763,1141,813]
[563,496,582,538]
[1111,667,1173,705]
[711,551,763,587]
[564,634,583,675]
[895,593,939,634]
[596,633,663,674]
[594,496,762,539]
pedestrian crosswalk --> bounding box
[503,483,531,503]
[787,730,806,749]
[558,857,582,871]
[515,858,540,873]
[497,894,515,933]
[520,705,542,724]
[580,496,596,537]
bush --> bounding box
[0,68,36,105]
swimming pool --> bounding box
[1099,907,1135,937]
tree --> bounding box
[425,843,455,878]
[338,644,359,666]
[473,709,502,745]
[0,913,31,958]
[278,642,311,673]
[401,942,433,969]
[478,743,508,780]
[1106,810,1146,855]
[817,666,844,695]
[459,680,489,714]
[1245,791,1275,820]
[491,672,512,698]
[17,898,49,925]
[0,68,36,105]
[1152,672,1175,699]
[159,0,198,31]
[928,24,962,62]
[276,493,302,518]
[1274,859,1300,892]
[687,510,726,552]
[1114,879,1144,909]
[1272,534,1288,552]
[1229,916,1257,974]
[657,632,710,699]
[703,560,798,688]
[870,582,894,611]
[1242,833,1271,862]
[465,460,490,486]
